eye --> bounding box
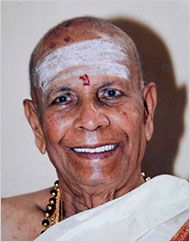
[51,93,72,105]
[99,88,124,100]
[107,89,118,98]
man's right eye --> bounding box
[51,94,72,105]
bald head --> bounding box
[29,16,143,102]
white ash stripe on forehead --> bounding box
[35,39,130,89]
[44,65,130,88]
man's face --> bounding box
[32,35,152,189]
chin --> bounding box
[72,169,123,188]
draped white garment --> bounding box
[35,175,189,241]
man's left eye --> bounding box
[99,88,123,100]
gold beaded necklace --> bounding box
[41,172,150,234]
[41,180,63,234]
[141,172,151,182]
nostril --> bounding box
[78,125,102,132]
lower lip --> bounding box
[71,144,119,160]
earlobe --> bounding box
[143,82,157,141]
[23,99,46,154]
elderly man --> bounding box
[2,16,189,241]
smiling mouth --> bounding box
[71,144,118,154]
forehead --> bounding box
[35,37,134,91]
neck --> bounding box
[58,170,144,218]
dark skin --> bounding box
[2,17,157,241]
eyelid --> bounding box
[98,88,123,96]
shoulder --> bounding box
[1,188,51,241]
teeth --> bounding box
[73,144,117,154]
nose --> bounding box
[73,102,110,131]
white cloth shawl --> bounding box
[35,175,189,241]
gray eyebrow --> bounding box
[98,80,130,89]
[99,81,115,88]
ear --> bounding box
[23,99,46,154]
[143,82,157,141]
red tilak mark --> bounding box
[79,74,90,86]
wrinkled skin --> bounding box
[2,17,157,240]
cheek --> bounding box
[111,103,144,132]
[41,111,71,142]
[110,103,145,158]
[122,111,129,121]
